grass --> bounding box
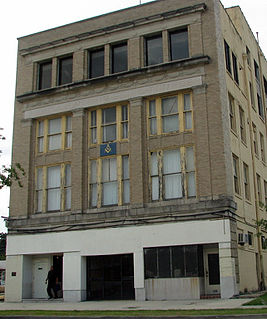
[1,308,267,317]
[244,292,267,306]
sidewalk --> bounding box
[0,298,260,311]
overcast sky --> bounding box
[0,0,266,233]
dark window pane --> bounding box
[58,56,73,85]
[208,253,220,285]
[146,35,163,66]
[172,246,185,277]
[38,61,52,90]
[184,245,198,277]
[197,246,204,277]
[170,29,189,61]
[89,48,104,78]
[254,60,260,81]
[112,43,128,73]
[232,53,239,84]
[224,40,231,74]
[144,248,157,278]
[158,247,171,278]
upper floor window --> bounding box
[264,180,267,207]
[239,106,246,143]
[150,146,196,201]
[246,46,251,67]
[260,133,266,163]
[257,174,262,203]
[169,28,189,61]
[252,123,258,156]
[58,56,73,85]
[147,92,192,136]
[243,162,250,201]
[38,60,52,90]
[254,60,260,82]
[232,155,240,195]
[89,104,128,144]
[228,94,236,132]
[249,82,255,108]
[35,163,71,213]
[232,53,239,84]
[224,40,231,74]
[111,43,128,73]
[37,115,72,153]
[88,48,104,78]
[89,155,129,207]
[145,34,163,66]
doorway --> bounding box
[32,256,50,299]
[204,248,221,295]
[86,253,134,300]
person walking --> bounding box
[45,265,57,299]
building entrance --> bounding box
[86,254,134,300]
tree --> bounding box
[0,128,25,189]
[0,233,6,260]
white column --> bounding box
[63,252,82,302]
[134,250,145,301]
[219,242,239,298]
[5,255,23,302]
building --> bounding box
[5,0,267,302]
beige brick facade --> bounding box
[6,0,267,302]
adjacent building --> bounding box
[6,0,267,302]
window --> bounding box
[252,123,258,156]
[38,60,52,90]
[58,56,73,85]
[257,93,264,118]
[102,107,116,143]
[243,163,250,201]
[232,53,239,84]
[35,163,71,212]
[36,115,72,153]
[88,48,104,78]
[89,155,129,207]
[150,146,196,201]
[249,82,255,107]
[111,43,128,73]
[254,60,260,82]
[89,105,128,144]
[248,232,253,246]
[264,181,267,207]
[169,28,189,61]
[229,94,236,132]
[147,92,192,136]
[233,155,240,195]
[239,106,246,143]
[246,46,251,67]
[144,245,203,279]
[257,174,262,203]
[260,133,266,163]
[224,40,231,74]
[145,34,163,66]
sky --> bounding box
[0,0,266,233]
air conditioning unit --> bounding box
[238,233,245,245]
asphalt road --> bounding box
[1,316,267,319]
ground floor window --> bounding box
[144,245,204,279]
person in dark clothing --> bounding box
[45,265,57,299]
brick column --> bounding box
[129,98,146,206]
[71,109,86,213]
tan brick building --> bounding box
[6,0,267,301]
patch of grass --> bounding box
[244,292,267,306]
[0,308,267,317]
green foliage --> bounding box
[0,163,26,189]
[0,234,6,260]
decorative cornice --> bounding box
[19,3,207,56]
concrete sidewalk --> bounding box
[0,298,261,311]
